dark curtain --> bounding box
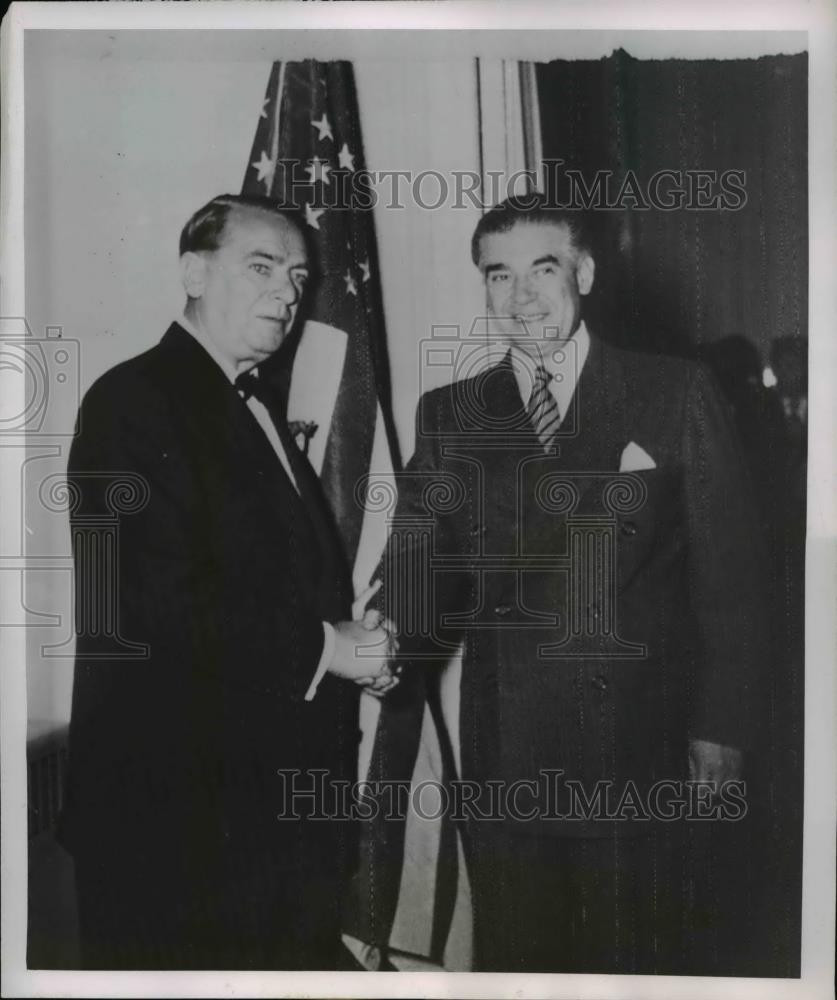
[537,50,807,360]
[536,51,806,978]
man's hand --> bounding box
[688,738,743,785]
[354,606,401,697]
[329,619,397,686]
[343,579,401,698]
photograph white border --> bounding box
[2,2,834,998]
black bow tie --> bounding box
[234,369,265,403]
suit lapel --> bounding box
[553,334,627,477]
[474,337,631,515]
[486,350,532,429]
[158,324,312,522]
[475,338,628,473]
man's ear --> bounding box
[576,253,595,296]
[180,252,207,299]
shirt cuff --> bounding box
[304,621,336,702]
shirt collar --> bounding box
[509,320,591,398]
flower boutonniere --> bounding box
[287,420,319,455]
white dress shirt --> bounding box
[178,315,333,701]
[510,320,591,424]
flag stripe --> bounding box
[270,62,285,165]
[243,59,401,572]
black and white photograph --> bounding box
[1,3,835,998]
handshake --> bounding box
[327,579,401,698]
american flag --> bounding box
[242,60,401,589]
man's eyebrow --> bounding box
[244,249,308,269]
[483,255,561,275]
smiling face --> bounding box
[477,219,595,356]
[180,207,310,373]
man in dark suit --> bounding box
[349,194,768,973]
[59,194,394,970]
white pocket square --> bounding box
[619,441,657,472]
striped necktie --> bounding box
[526,364,561,450]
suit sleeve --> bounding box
[378,391,467,660]
[69,375,327,704]
[681,364,770,752]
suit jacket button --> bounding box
[620,521,638,537]
[494,604,511,617]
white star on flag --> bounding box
[305,156,332,187]
[359,258,371,283]
[305,203,325,230]
[312,114,333,142]
[260,98,270,120]
[251,151,276,191]
[344,270,358,297]
[338,143,355,171]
